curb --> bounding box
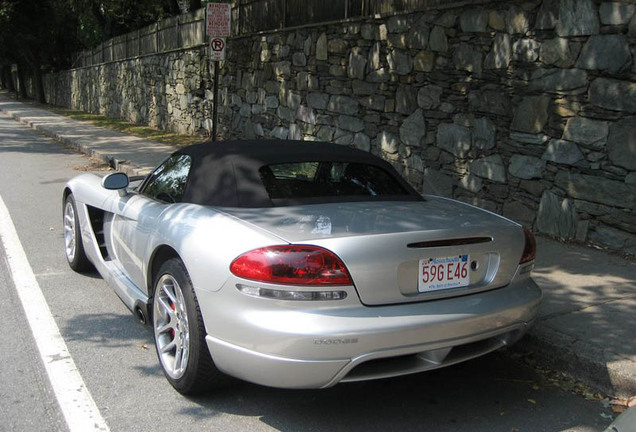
[0,103,154,177]
[515,324,636,399]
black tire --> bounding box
[152,258,222,395]
[63,194,92,272]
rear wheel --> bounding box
[152,258,221,394]
[63,194,92,272]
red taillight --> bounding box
[230,245,353,285]
[520,229,536,264]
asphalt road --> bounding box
[0,111,616,432]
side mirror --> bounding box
[102,172,129,196]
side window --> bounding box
[141,154,192,203]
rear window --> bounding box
[259,161,410,200]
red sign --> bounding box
[206,3,231,37]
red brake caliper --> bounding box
[171,301,176,339]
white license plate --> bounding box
[418,255,470,293]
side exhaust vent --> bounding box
[407,237,493,249]
[87,205,109,259]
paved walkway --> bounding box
[0,96,174,176]
[1,93,634,399]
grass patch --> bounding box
[46,106,205,148]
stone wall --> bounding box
[44,50,215,134]
[43,0,636,256]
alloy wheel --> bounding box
[153,274,191,380]
[63,201,76,262]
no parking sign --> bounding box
[210,37,226,61]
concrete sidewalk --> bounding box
[0,96,174,176]
[1,94,634,399]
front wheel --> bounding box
[152,258,222,394]
[63,194,92,272]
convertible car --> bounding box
[63,140,541,394]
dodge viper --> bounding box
[63,140,541,394]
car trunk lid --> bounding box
[221,198,525,305]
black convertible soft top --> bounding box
[177,140,422,207]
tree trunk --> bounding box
[16,65,28,99]
[32,62,46,103]
[1,65,15,91]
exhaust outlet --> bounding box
[134,307,147,325]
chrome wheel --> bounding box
[63,194,91,272]
[152,258,221,394]
[64,200,76,262]
[154,273,191,380]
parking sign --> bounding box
[210,37,226,61]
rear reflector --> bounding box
[230,245,352,285]
[520,229,536,264]
[236,284,347,301]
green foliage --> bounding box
[71,0,177,45]
[0,0,181,66]
[1,0,82,69]
[0,0,183,97]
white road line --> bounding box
[0,195,110,432]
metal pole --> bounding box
[283,0,287,29]
[177,17,181,49]
[212,61,219,141]
[237,0,241,35]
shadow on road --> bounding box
[179,352,612,432]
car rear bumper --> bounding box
[200,277,541,389]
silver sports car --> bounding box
[63,140,541,394]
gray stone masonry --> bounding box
[39,0,636,256]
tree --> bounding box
[0,0,83,100]
[71,0,177,45]
[0,0,179,101]
[0,0,212,99]
[175,0,202,14]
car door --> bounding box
[109,153,192,292]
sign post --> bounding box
[206,3,231,141]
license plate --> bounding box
[418,255,470,293]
